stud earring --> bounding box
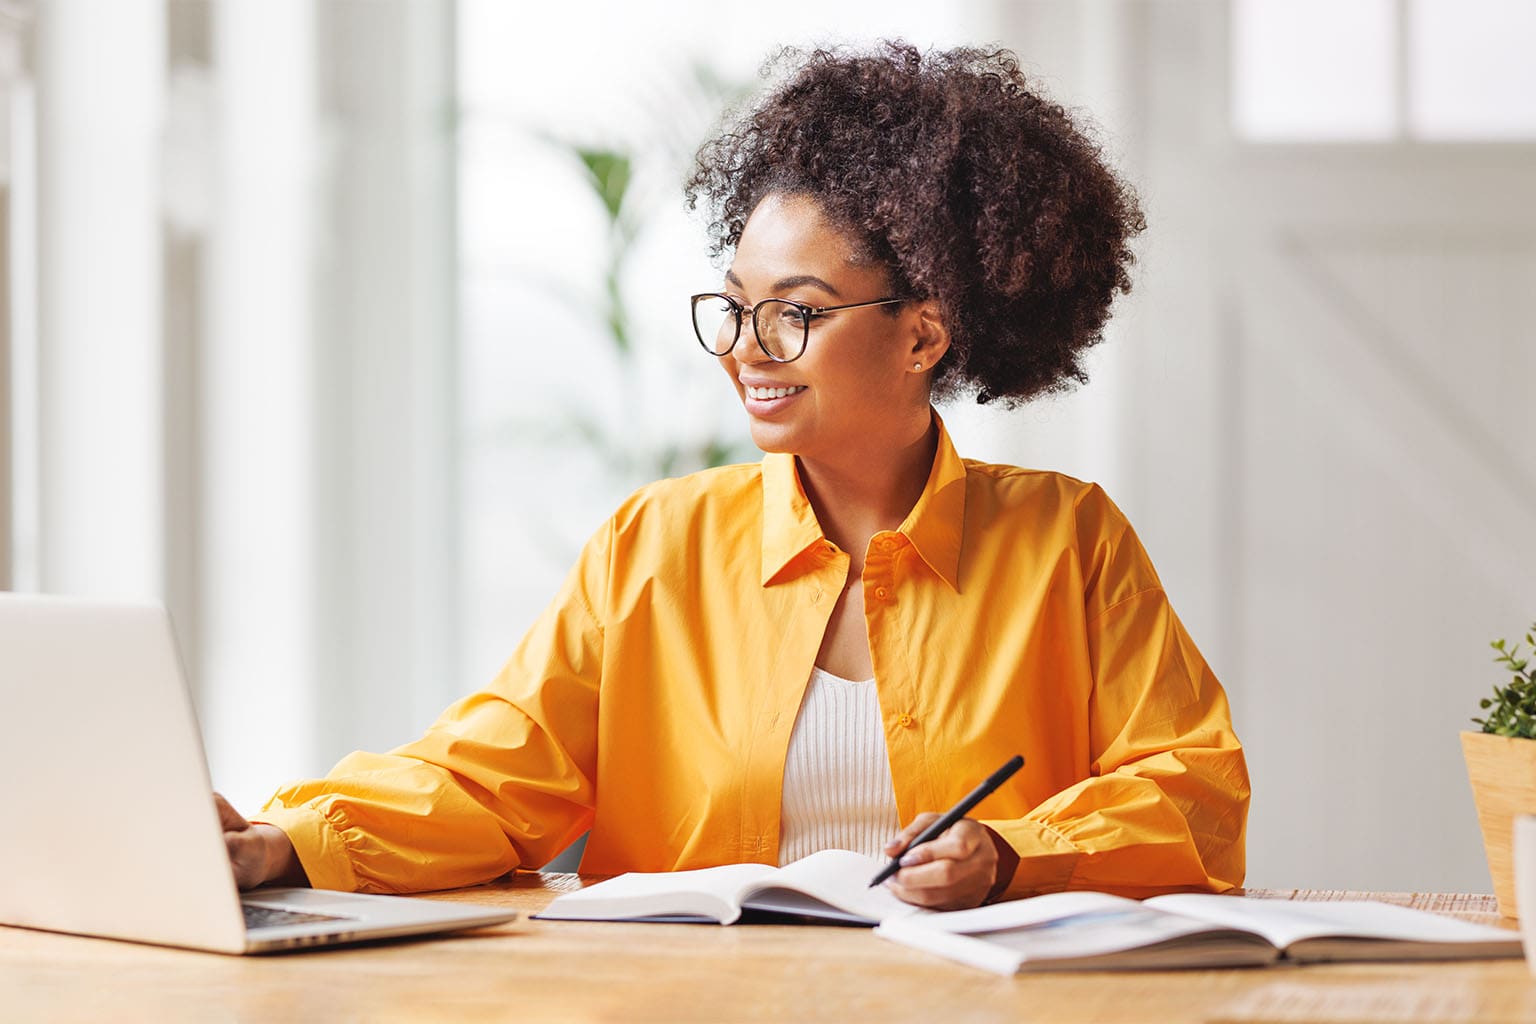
[913,362,923,371]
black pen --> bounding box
[868,754,1025,888]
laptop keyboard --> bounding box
[243,903,353,930]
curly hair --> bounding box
[685,42,1146,406]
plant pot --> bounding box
[1461,730,1536,917]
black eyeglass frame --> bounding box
[689,292,911,363]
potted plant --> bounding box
[1463,623,1536,917]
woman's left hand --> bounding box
[882,814,999,910]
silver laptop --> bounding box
[0,593,518,953]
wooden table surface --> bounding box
[4,875,1535,1023]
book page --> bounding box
[892,891,1143,934]
[876,898,1278,974]
[743,850,921,924]
[537,863,777,922]
[960,904,1247,961]
[1146,895,1519,951]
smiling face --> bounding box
[719,193,940,465]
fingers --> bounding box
[895,820,982,868]
[215,793,267,890]
[882,812,941,857]
[225,828,269,890]
[884,817,998,911]
[214,792,250,833]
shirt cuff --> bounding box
[979,825,1020,904]
[976,816,1081,900]
[250,804,359,893]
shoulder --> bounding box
[567,462,763,608]
[608,463,758,521]
[960,459,1131,540]
[608,462,762,531]
[958,458,1158,607]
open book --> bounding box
[875,891,1523,974]
[534,850,922,926]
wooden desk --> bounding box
[3,877,1534,1023]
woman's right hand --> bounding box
[215,793,308,890]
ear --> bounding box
[906,300,951,376]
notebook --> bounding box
[534,849,924,925]
[0,593,518,954]
[874,891,1522,974]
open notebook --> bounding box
[535,850,922,926]
[875,891,1522,974]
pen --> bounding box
[868,754,1025,888]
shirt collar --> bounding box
[759,410,966,591]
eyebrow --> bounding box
[724,270,843,299]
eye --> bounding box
[777,304,812,328]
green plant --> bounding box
[1473,623,1536,738]
[532,66,758,486]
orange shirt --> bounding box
[258,414,1248,899]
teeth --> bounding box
[746,385,806,400]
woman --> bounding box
[221,42,1248,912]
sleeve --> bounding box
[251,521,611,894]
[979,496,1250,901]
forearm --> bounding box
[250,823,309,888]
[254,754,537,894]
[980,752,1249,900]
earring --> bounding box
[913,362,923,371]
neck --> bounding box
[795,412,939,564]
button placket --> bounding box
[866,533,907,605]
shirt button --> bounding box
[874,587,890,601]
[897,713,915,728]
[877,536,897,551]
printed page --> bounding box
[1146,895,1519,950]
[537,862,777,922]
[892,891,1144,934]
[876,894,1278,973]
[950,905,1260,963]
[743,850,921,924]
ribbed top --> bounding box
[777,666,900,866]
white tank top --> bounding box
[777,666,901,866]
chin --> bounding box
[746,420,798,456]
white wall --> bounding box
[5,1,460,813]
[33,0,165,599]
[200,0,460,810]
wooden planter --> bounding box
[1462,730,1536,918]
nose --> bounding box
[730,311,774,366]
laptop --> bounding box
[0,593,519,953]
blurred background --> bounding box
[1,0,1533,890]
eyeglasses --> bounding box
[689,292,910,363]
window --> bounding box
[1232,0,1536,142]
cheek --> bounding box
[810,363,892,422]
[832,342,904,393]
